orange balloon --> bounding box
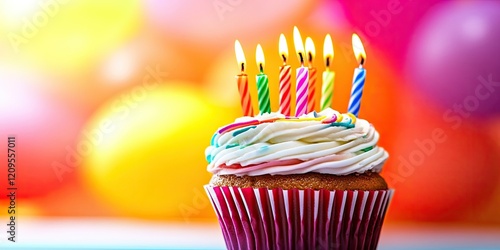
[385,86,499,222]
[81,84,239,220]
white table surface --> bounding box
[0,217,499,249]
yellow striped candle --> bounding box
[320,34,335,111]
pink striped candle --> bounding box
[305,37,317,113]
[293,26,309,117]
[278,34,291,116]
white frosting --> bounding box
[206,108,388,176]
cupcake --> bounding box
[205,109,393,250]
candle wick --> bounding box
[299,52,304,64]
[359,57,365,66]
[241,62,245,72]
[282,54,287,64]
[326,57,330,68]
[259,63,264,73]
[308,52,313,64]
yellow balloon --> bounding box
[0,0,141,73]
[81,83,238,219]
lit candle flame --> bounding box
[256,44,265,73]
[279,33,288,64]
[305,37,315,66]
[235,40,246,72]
[352,33,366,66]
[293,26,305,65]
[323,34,334,68]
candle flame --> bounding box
[323,34,334,67]
[256,44,265,72]
[279,33,288,63]
[235,40,246,72]
[305,37,315,64]
[352,33,366,65]
[293,26,305,64]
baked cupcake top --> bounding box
[206,108,388,176]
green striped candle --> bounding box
[321,34,335,111]
[256,44,271,114]
[321,70,335,111]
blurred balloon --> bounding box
[405,1,500,116]
[303,0,350,34]
[144,0,315,50]
[0,66,87,198]
[82,84,239,219]
[385,85,498,222]
[0,0,141,74]
[340,0,441,69]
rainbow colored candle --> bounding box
[278,34,292,116]
[347,33,367,117]
[234,40,253,117]
[293,26,309,117]
[321,34,335,111]
[255,44,271,114]
[305,37,317,113]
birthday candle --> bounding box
[293,26,309,117]
[255,44,271,114]
[234,40,253,116]
[320,34,335,111]
[347,33,367,117]
[305,37,317,113]
[278,34,292,116]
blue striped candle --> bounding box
[348,33,367,117]
[347,67,366,116]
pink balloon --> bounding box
[340,0,442,69]
[0,68,87,197]
[405,1,500,116]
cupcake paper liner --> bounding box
[205,185,394,250]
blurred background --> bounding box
[0,0,499,248]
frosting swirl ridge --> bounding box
[206,108,388,176]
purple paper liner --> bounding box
[205,185,394,250]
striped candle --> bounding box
[234,40,253,116]
[347,33,367,117]
[279,65,291,116]
[293,26,309,117]
[307,67,317,113]
[278,34,291,116]
[305,37,317,113]
[320,70,335,111]
[236,74,253,116]
[320,34,335,111]
[295,66,309,116]
[347,67,366,116]
[256,44,271,114]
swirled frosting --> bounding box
[206,108,388,176]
